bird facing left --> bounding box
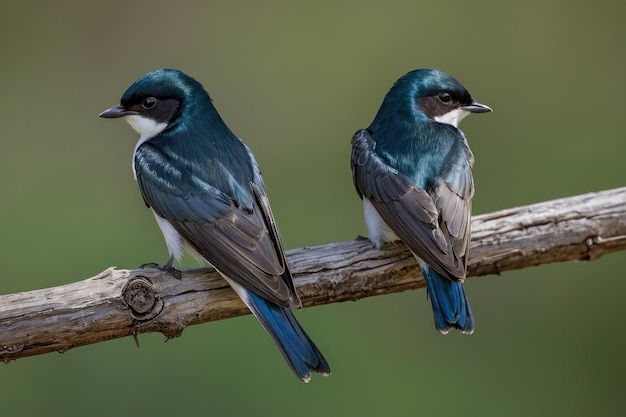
[100,68,331,382]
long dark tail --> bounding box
[245,290,331,382]
[422,265,474,334]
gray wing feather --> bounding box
[432,137,474,262]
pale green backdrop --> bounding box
[1,1,625,416]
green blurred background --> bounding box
[1,1,625,416]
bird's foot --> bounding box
[139,262,182,280]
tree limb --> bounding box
[1,187,625,362]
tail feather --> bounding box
[422,266,474,334]
[245,290,331,382]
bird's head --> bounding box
[382,69,492,128]
[99,68,210,138]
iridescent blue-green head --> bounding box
[371,68,491,131]
[99,68,214,138]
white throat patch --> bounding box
[124,115,167,179]
[434,108,470,128]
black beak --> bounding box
[462,100,492,114]
[99,104,132,119]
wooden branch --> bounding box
[1,187,625,362]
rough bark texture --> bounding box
[1,187,625,362]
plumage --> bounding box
[100,68,330,381]
[351,69,491,334]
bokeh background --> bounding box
[1,1,625,416]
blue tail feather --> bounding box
[246,291,331,382]
[422,266,474,334]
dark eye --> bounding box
[438,92,451,103]
[142,97,157,109]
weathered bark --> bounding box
[1,187,625,362]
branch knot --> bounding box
[122,277,163,321]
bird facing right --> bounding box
[350,69,492,334]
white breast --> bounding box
[151,210,185,262]
[363,197,399,248]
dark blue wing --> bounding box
[135,141,300,308]
[351,128,472,280]
[135,144,233,223]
